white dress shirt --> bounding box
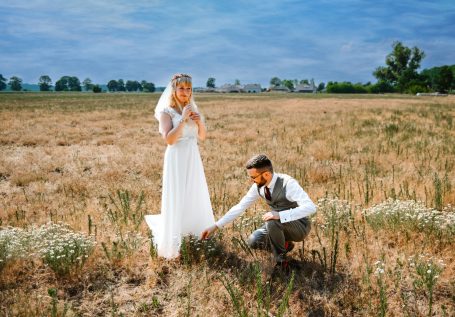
[215,173,317,228]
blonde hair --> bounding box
[170,73,192,110]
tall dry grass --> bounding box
[0,92,454,316]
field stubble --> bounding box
[0,92,454,316]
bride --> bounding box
[145,73,215,259]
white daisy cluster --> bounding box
[408,254,445,287]
[317,197,352,216]
[0,223,95,275]
[33,222,96,275]
[0,227,33,269]
[315,197,353,230]
[364,199,455,235]
[374,260,386,276]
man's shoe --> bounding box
[280,260,289,269]
[273,260,291,275]
[284,241,294,253]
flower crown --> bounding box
[172,73,192,81]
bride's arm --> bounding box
[190,112,207,141]
[160,107,191,145]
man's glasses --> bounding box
[249,171,266,180]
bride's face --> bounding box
[175,83,192,104]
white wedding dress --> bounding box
[145,107,215,259]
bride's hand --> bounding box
[181,105,192,122]
[190,112,201,124]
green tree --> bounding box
[126,80,141,92]
[9,76,22,91]
[326,81,368,94]
[368,80,395,93]
[117,79,126,92]
[317,82,325,92]
[270,77,281,87]
[107,80,119,92]
[55,77,66,91]
[432,66,453,93]
[82,78,94,91]
[141,80,155,92]
[282,79,294,91]
[126,80,134,92]
[373,41,425,93]
[92,85,102,93]
[68,76,81,91]
[38,75,52,91]
[206,77,216,88]
[300,79,309,85]
[55,76,81,91]
[55,76,69,91]
[234,79,241,85]
[0,74,7,91]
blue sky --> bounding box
[1,0,454,87]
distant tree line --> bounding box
[0,75,155,93]
[268,77,326,92]
[358,41,450,94]
[372,41,453,94]
[2,42,453,95]
[265,41,453,94]
[107,79,155,92]
[325,81,394,93]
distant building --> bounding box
[294,82,316,93]
[243,84,262,93]
[215,83,263,93]
[193,87,217,93]
[217,84,243,93]
[268,85,290,92]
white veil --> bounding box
[154,78,199,134]
[154,82,173,121]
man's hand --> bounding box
[262,211,280,221]
[201,224,218,240]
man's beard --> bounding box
[256,176,267,188]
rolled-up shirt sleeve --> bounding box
[278,179,317,223]
[215,185,260,228]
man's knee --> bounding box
[247,232,261,249]
[246,234,257,249]
[265,219,282,233]
[302,218,312,237]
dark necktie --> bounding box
[264,186,272,200]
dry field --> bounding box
[0,92,454,316]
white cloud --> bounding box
[1,0,453,85]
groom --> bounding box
[202,154,317,268]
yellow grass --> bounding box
[0,92,454,316]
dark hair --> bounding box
[246,154,273,172]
